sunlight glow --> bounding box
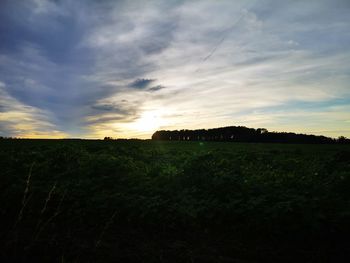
[133,110,164,132]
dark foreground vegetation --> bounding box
[152,126,350,144]
[0,139,349,262]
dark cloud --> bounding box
[84,115,138,126]
[148,85,165,92]
[87,99,141,125]
[0,104,6,112]
[0,0,90,64]
[129,78,156,89]
[91,103,130,114]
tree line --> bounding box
[152,126,350,144]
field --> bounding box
[0,139,349,262]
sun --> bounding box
[134,110,162,132]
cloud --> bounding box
[85,98,141,127]
[0,81,68,138]
[0,0,350,138]
[148,85,166,92]
[129,78,156,89]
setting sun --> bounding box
[133,111,163,132]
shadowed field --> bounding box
[0,139,349,262]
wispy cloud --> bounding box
[0,0,349,138]
[0,81,67,138]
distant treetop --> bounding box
[152,126,349,144]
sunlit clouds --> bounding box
[0,82,67,138]
[0,0,350,138]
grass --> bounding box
[0,139,349,262]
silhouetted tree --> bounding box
[337,136,350,144]
[152,126,343,144]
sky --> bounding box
[0,0,350,139]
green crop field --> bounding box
[0,139,349,262]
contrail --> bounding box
[201,15,244,63]
[195,0,256,73]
